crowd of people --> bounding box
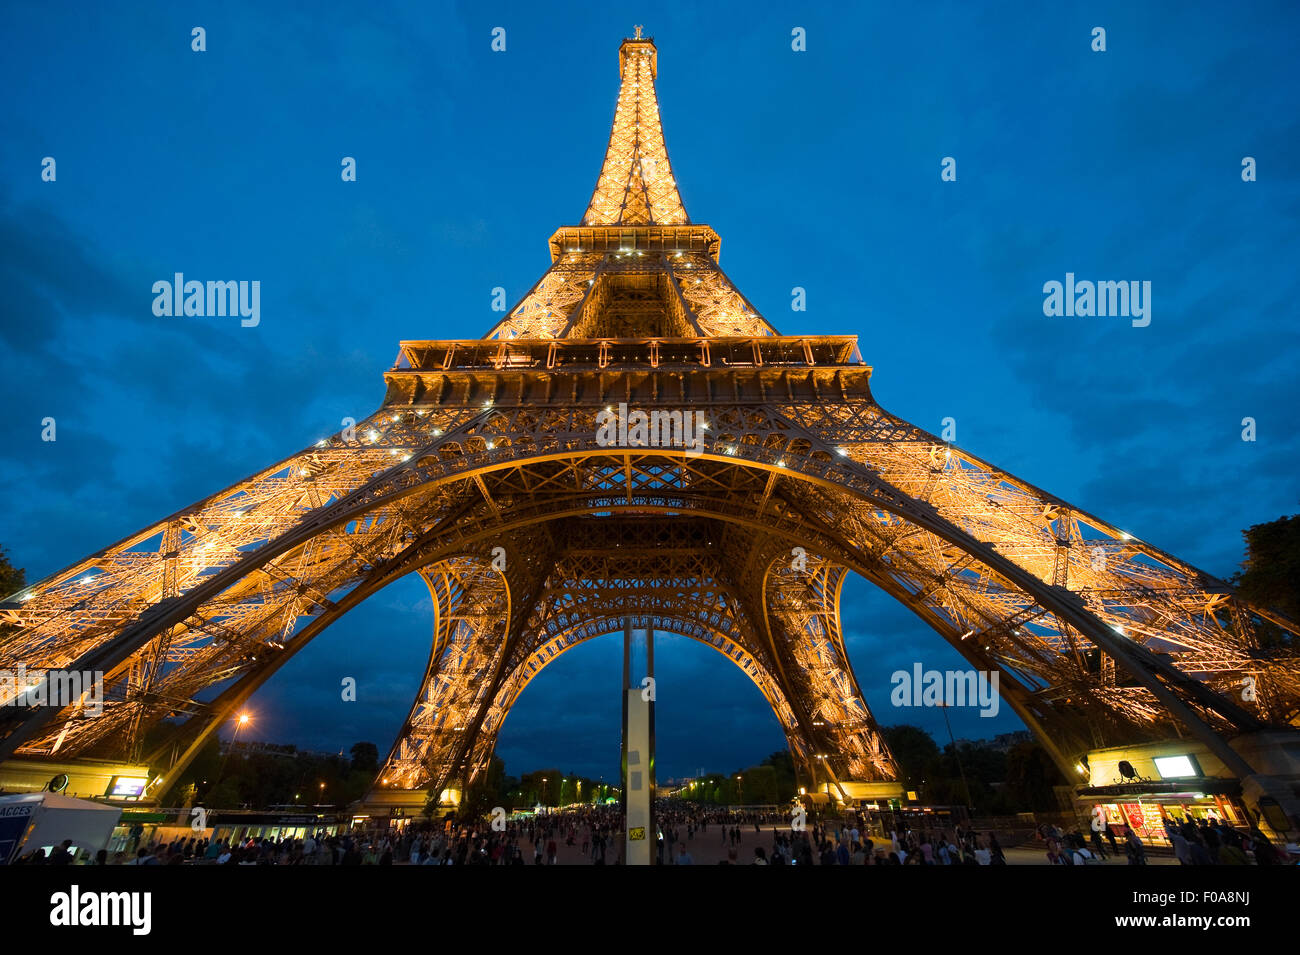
[642,801,1012,865]
[1038,816,1289,866]
[8,800,1293,865]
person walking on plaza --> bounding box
[1187,835,1213,865]
[1090,826,1110,859]
[48,840,74,865]
[1249,830,1281,865]
[1169,828,1191,864]
[1125,829,1147,865]
[1218,834,1248,865]
[987,832,1006,865]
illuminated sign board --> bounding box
[106,776,148,799]
[1153,755,1199,779]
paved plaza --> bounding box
[472,823,1179,866]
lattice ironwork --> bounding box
[2,31,1298,809]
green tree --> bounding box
[881,724,941,793]
[1002,741,1065,811]
[1233,513,1300,648]
[457,767,503,822]
[933,740,1010,811]
[0,546,27,639]
[518,768,561,806]
[205,778,242,808]
[0,545,25,599]
[761,750,798,802]
[350,741,379,773]
[738,764,778,803]
[488,756,507,794]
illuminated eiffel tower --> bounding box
[2,30,1299,830]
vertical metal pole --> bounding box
[940,702,973,815]
[620,623,630,825]
[621,622,655,864]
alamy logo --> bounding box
[595,403,706,457]
[1042,272,1151,327]
[0,666,104,716]
[890,664,1000,717]
[152,273,260,327]
[49,886,151,935]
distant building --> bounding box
[947,732,1031,753]
[989,731,1032,752]
[217,739,343,760]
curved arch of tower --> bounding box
[2,31,1298,828]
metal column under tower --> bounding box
[620,622,654,865]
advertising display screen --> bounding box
[107,777,148,799]
[1153,755,1199,778]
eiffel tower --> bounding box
[2,30,1299,829]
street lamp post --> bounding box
[938,702,974,816]
[211,711,251,801]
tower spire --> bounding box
[582,31,688,225]
[482,33,779,341]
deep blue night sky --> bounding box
[1,1,1297,782]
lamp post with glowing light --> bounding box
[938,702,974,816]
[212,711,251,803]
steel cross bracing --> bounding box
[3,369,1298,794]
[485,33,775,342]
[2,32,1298,805]
[582,36,687,228]
[376,518,896,796]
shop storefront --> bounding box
[1080,781,1245,847]
[108,808,348,853]
[209,810,346,844]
